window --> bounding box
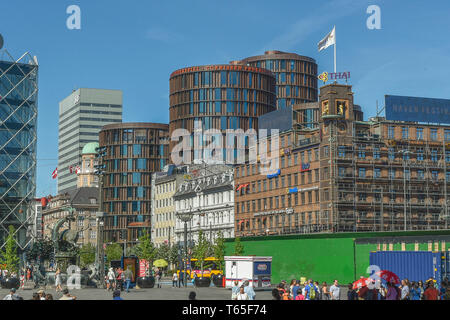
[359,167,366,178]
[417,148,424,161]
[132,173,141,184]
[358,146,366,159]
[402,127,409,139]
[359,193,367,202]
[133,144,141,156]
[373,147,380,159]
[388,148,395,160]
[338,146,346,158]
[417,170,424,180]
[431,149,438,162]
[338,167,346,177]
[445,130,450,141]
[404,169,410,180]
[432,170,439,181]
[388,126,395,139]
[430,128,438,141]
[416,128,423,140]
[374,168,381,178]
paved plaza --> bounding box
[0,284,274,301]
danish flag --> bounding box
[75,165,81,174]
[51,168,58,179]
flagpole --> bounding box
[334,26,336,74]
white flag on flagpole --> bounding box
[318,26,336,52]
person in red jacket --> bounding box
[424,280,439,300]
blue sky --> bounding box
[1,0,449,197]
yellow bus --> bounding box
[178,257,223,279]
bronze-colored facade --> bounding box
[99,123,169,247]
[234,83,450,237]
[169,64,276,163]
[232,50,318,109]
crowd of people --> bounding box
[266,277,450,300]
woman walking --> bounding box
[321,282,330,300]
[55,268,62,292]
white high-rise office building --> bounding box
[58,88,122,193]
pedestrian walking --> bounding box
[37,289,46,300]
[236,286,249,300]
[3,288,21,300]
[231,281,240,300]
[244,280,256,300]
[329,279,340,300]
[59,288,77,300]
[172,272,178,287]
[45,294,53,300]
[272,288,281,300]
[155,269,162,288]
[321,282,330,300]
[188,291,197,300]
[424,280,439,300]
[179,270,184,287]
[400,279,410,300]
[116,267,123,291]
[305,279,318,300]
[386,282,398,300]
[113,289,123,300]
[107,267,116,291]
[289,279,296,299]
[295,287,305,300]
[347,283,357,300]
[409,282,421,300]
[55,268,62,292]
[292,280,300,300]
[123,267,133,293]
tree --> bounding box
[105,243,122,265]
[234,237,244,256]
[79,243,96,268]
[168,245,179,269]
[0,226,20,274]
[212,231,226,273]
[192,230,212,278]
[134,231,156,275]
[156,243,170,261]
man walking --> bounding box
[330,279,341,300]
[123,267,133,293]
[3,288,21,300]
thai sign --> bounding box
[318,71,350,84]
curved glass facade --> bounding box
[235,51,318,109]
[0,52,38,251]
[99,123,169,247]
[169,65,277,163]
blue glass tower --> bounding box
[0,50,38,251]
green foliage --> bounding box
[234,237,244,256]
[134,231,156,272]
[212,231,226,272]
[79,243,96,267]
[0,226,20,274]
[192,230,212,276]
[156,243,170,261]
[168,245,179,267]
[26,239,54,262]
[105,243,122,264]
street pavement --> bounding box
[0,285,274,300]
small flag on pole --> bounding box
[75,165,81,174]
[318,26,336,52]
[52,168,58,179]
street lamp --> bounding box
[176,207,194,287]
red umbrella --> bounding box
[376,270,400,285]
[353,277,371,290]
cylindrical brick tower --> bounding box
[232,50,318,109]
[169,64,277,163]
[99,122,169,247]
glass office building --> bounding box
[0,50,38,251]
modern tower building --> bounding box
[0,49,38,251]
[58,88,122,194]
[232,50,318,109]
[99,123,169,248]
[169,64,276,164]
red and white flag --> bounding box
[51,168,58,179]
[69,165,73,174]
[75,165,81,174]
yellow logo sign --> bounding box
[318,72,328,84]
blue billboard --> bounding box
[385,95,450,124]
[253,261,271,276]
